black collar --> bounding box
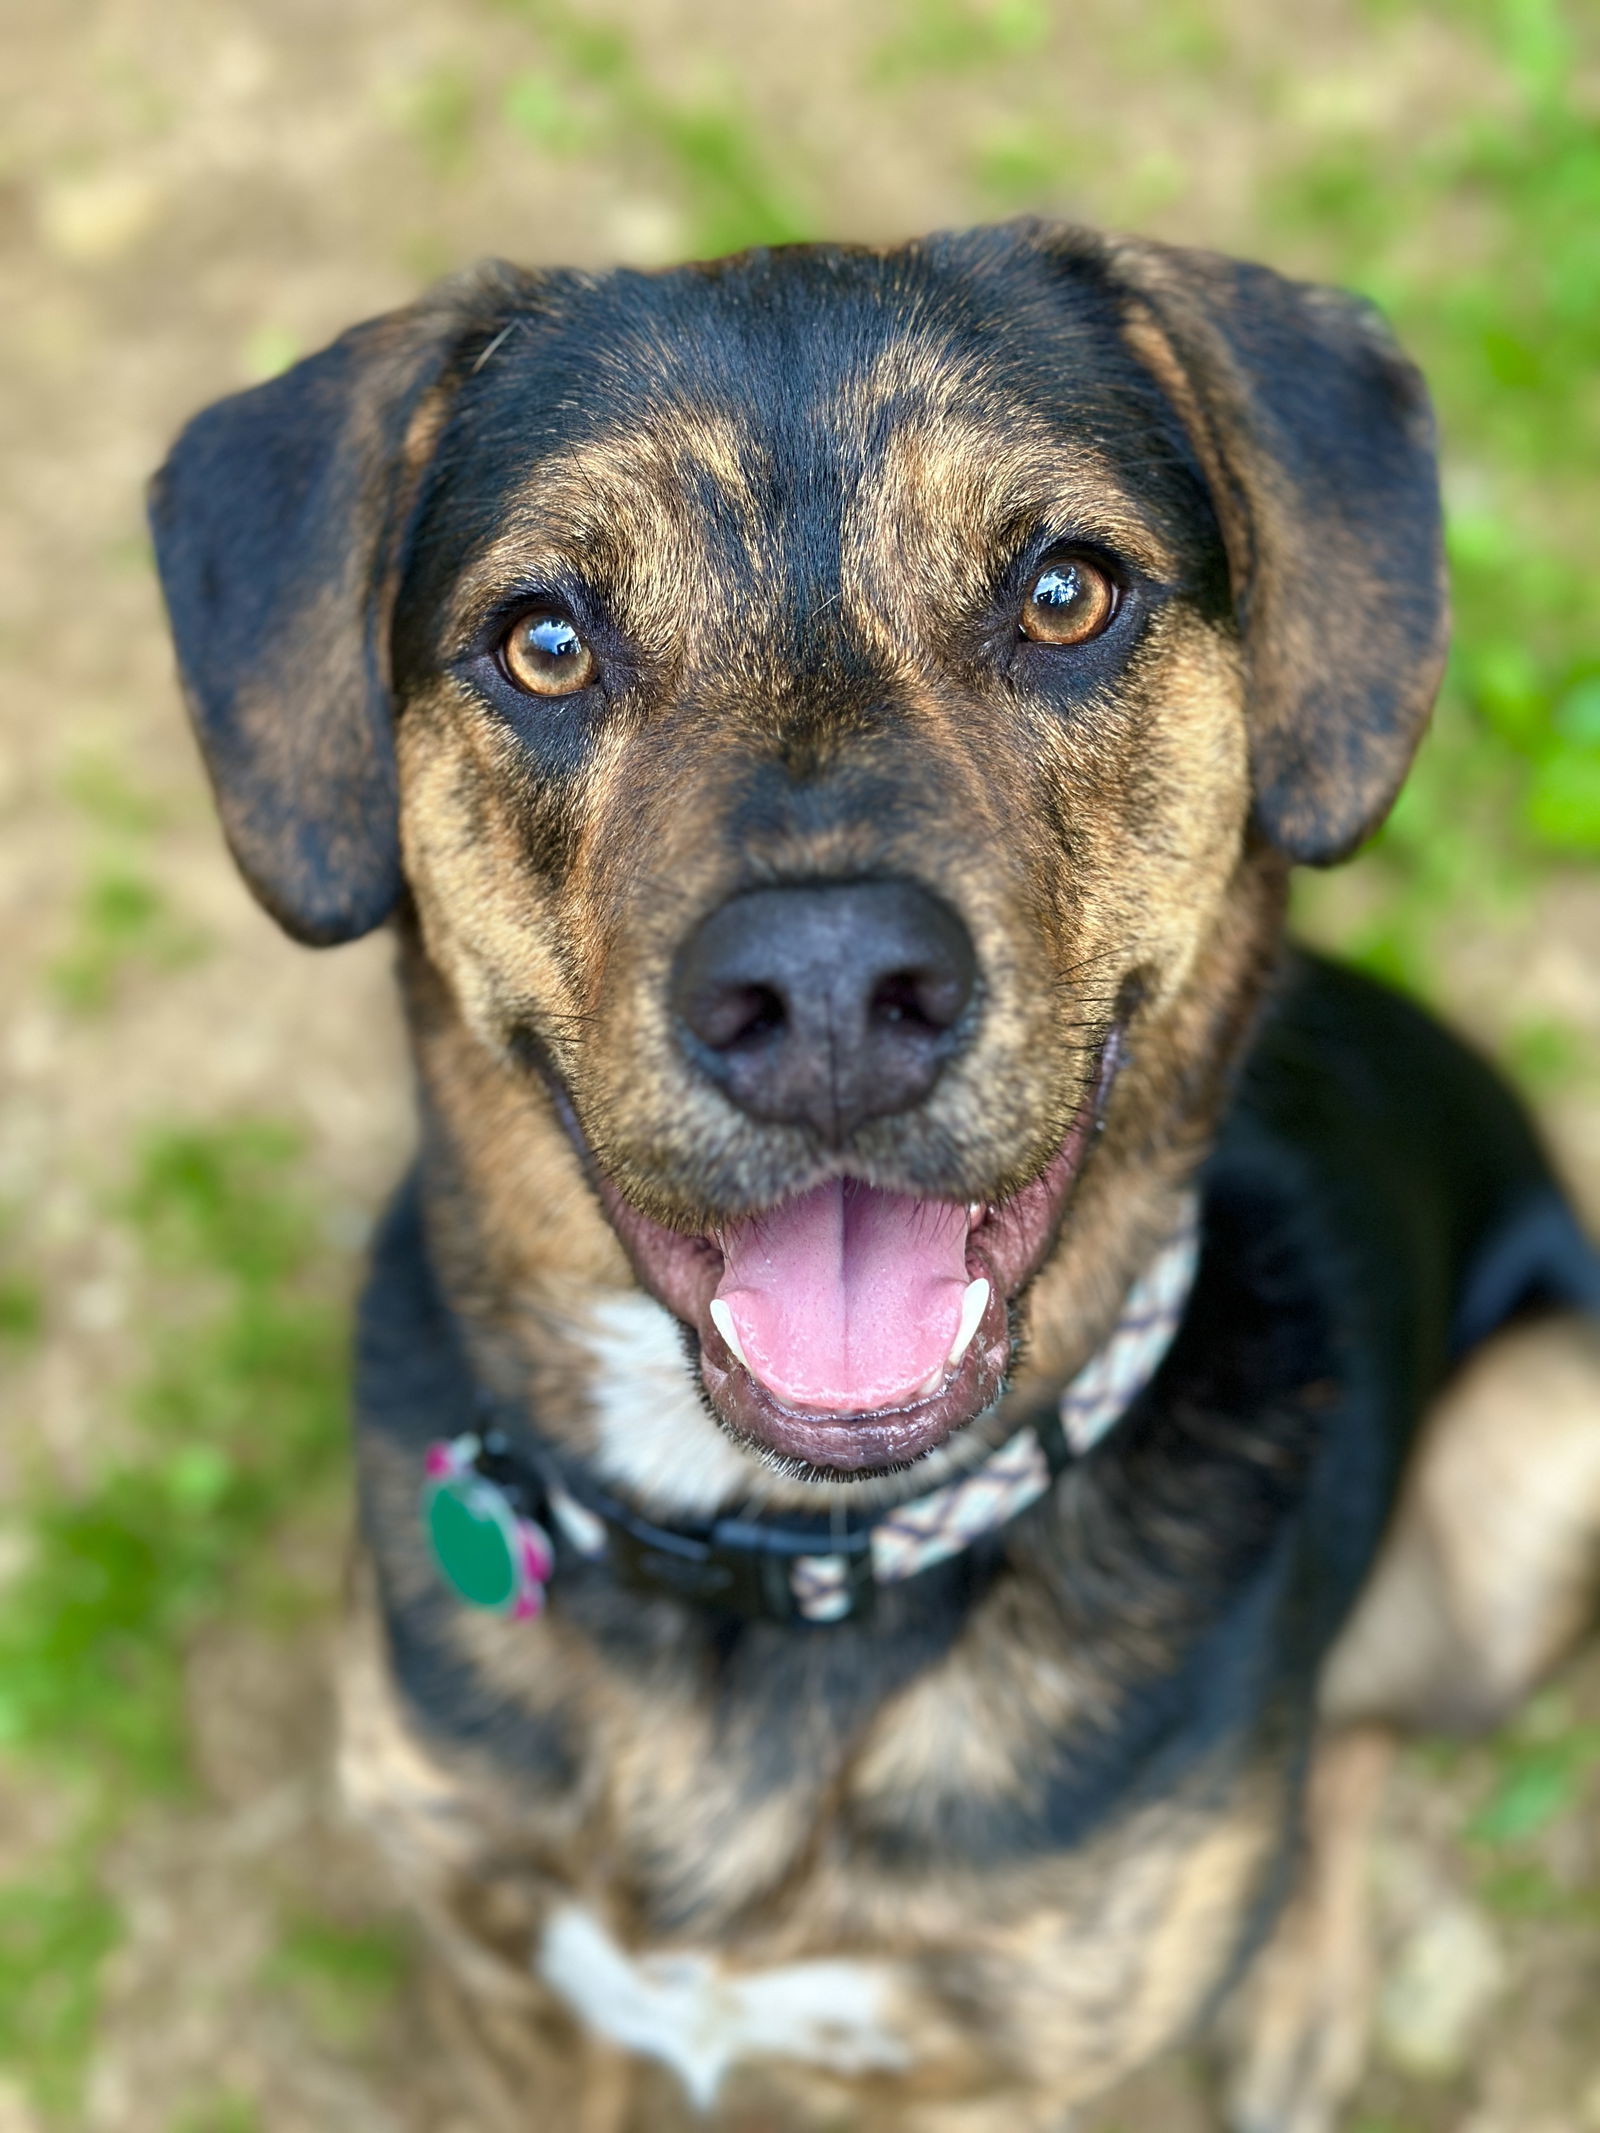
[446,1404,1078,1627]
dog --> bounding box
[149,221,1600,2132]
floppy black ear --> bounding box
[1087,233,1448,864]
[148,269,522,944]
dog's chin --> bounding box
[587,1043,1116,1481]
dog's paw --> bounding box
[1220,1962,1370,2133]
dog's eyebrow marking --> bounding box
[838,427,1178,675]
[820,333,1185,674]
[443,407,783,654]
[833,329,1179,526]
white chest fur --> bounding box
[581,1291,759,1515]
[537,1903,915,2108]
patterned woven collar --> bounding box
[421,1196,1201,1629]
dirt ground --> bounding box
[1,2,1598,2129]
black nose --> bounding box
[672,879,978,1140]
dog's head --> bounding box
[150,224,1445,1480]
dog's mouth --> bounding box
[588,1031,1122,1477]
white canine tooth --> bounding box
[916,1367,945,1400]
[967,1201,984,1226]
[708,1299,750,1372]
[947,1278,990,1367]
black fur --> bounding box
[148,287,513,944]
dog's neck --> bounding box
[395,860,1284,1517]
[419,1200,1201,1629]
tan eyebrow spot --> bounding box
[831,335,1183,669]
[446,404,780,657]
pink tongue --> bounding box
[715,1181,969,1414]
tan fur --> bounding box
[335,254,1492,2126]
[393,360,1269,1499]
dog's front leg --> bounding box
[1220,1306,1600,2133]
[1213,1724,1395,2133]
[1321,1312,1600,1737]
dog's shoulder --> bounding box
[1223,949,1600,1386]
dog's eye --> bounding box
[1020,559,1117,647]
[500,611,598,697]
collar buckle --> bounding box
[605,1512,875,1623]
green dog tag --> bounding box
[426,1476,521,1610]
[422,1435,554,1619]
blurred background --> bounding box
[0,2,1597,2128]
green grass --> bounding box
[397,63,478,177]
[264,1916,411,2051]
[1503,1014,1591,1095]
[0,1124,348,1788]
[0,1864,121,2119]
[53,760,207,1014]
[0,1122,354,2112]
[240,323,302,382]
[50,862,205,1014]
[496,0,810,255]
[868,0,1051,83]
[61,756,166,838]
[168,2098,261,2133]
[1469,1741,1600,1848]
[1454,1687,1600,1926]
[0,1273,43,1345]
[1467,1690,1600,1850]
[1270,0,1600,976]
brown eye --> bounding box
[1020,558,1117,646]
[501,611,598,696]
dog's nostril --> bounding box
[872,968,966,1034]
[694,983,786,1053]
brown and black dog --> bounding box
[150,223,1600,2132]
